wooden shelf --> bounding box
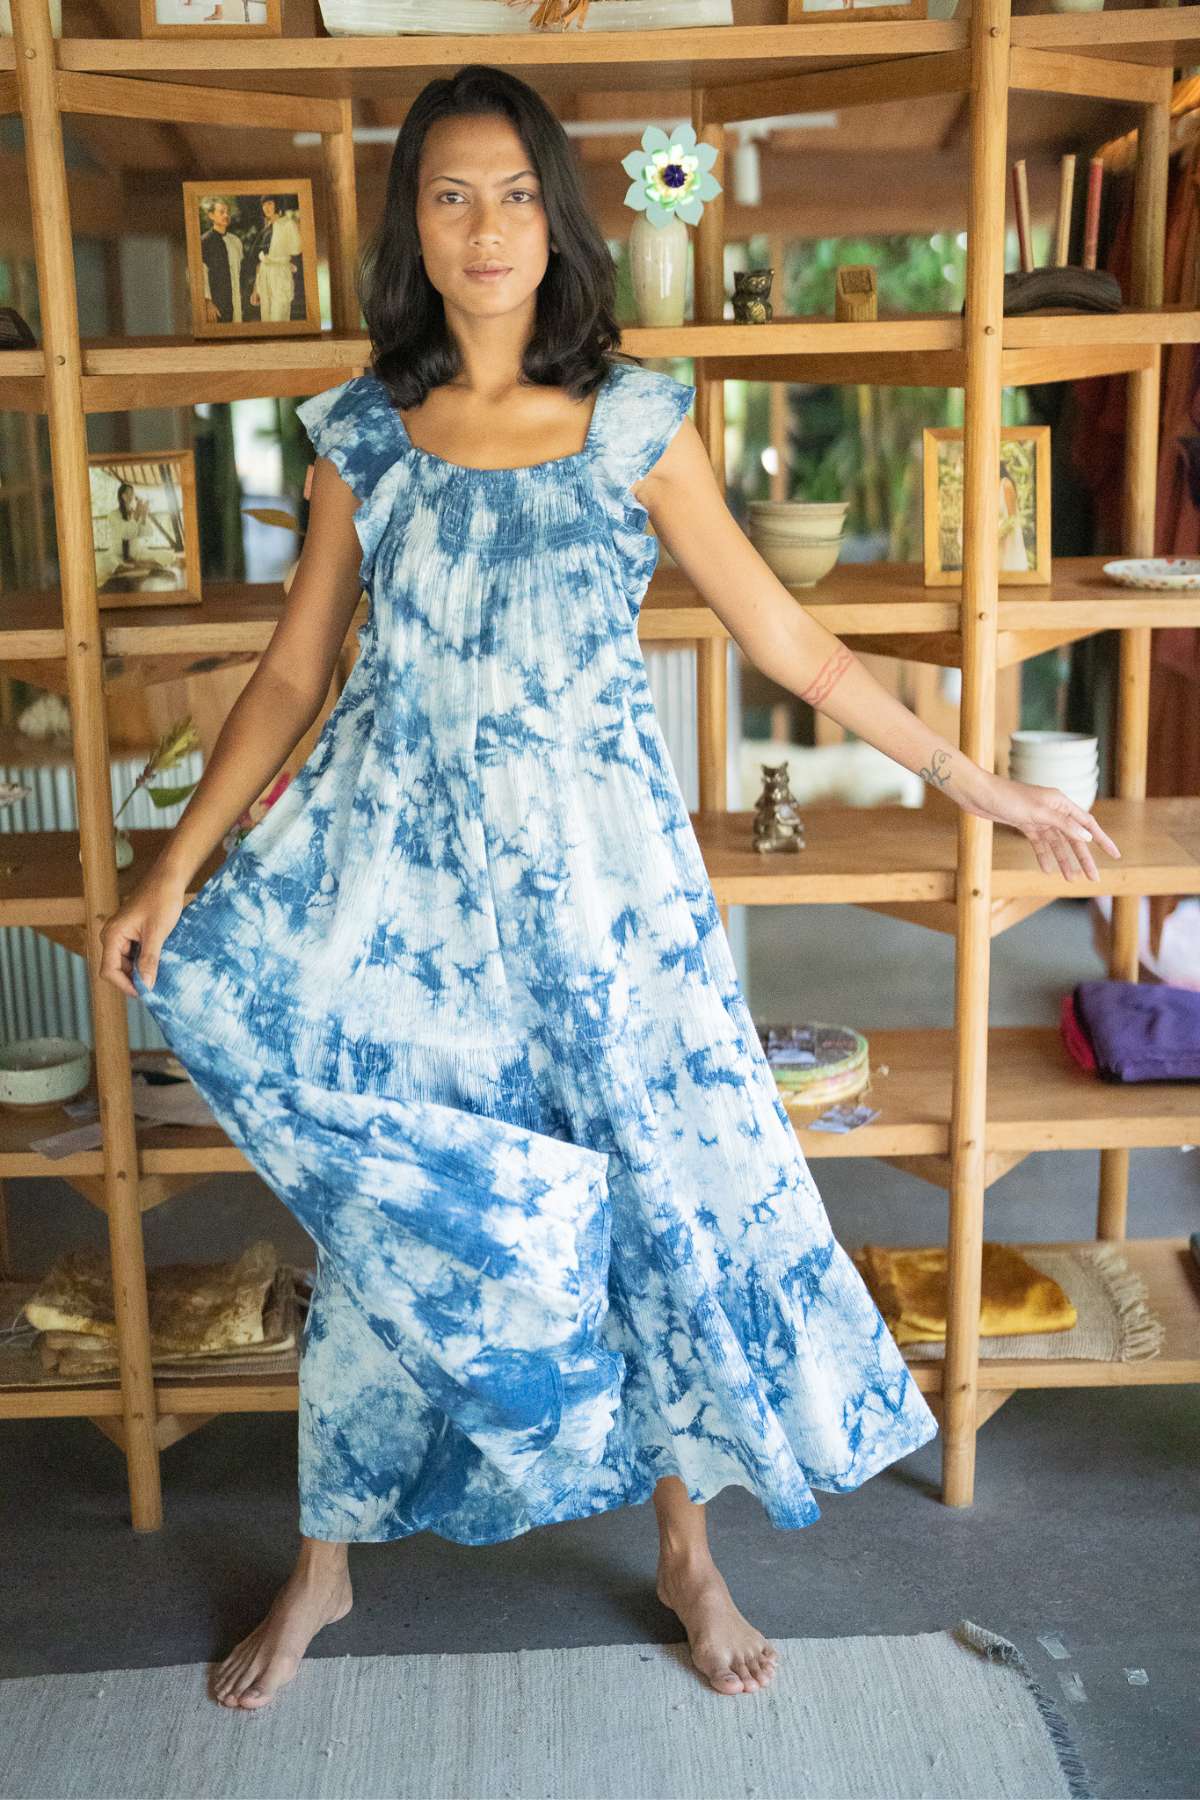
[0,581,305,675]
[4,311,1195,413]
[1,1024,1196,1184]
[36,22,969,98]
[644,557,1200,664]
[0,1371,299,1418]
[0,306,1194,416]
[0,13,1192,92]
[695,798,1200,909]
[4,0,1191,1520]
[3,800,1197,940]
[1010,10,1200,68]
[787,1025,1200,1162]
[10,559,1200,673]
[0,828,226,930]
[900,1239,1200,1395]
[3,1234,1195,1416]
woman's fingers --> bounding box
[98,918,141,997]
[1076,809,1121,860]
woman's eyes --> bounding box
[436,190,539,204]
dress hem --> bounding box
[297,1402,940,1548]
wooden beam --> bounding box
[55,68,345,133]
[1009,46,1172,107]
[705,49,971,125]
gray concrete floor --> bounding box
[2,897,1197,1799]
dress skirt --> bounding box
[130,356,939,1544]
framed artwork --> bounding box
[183,180,320,339]
[922,426,1051,587]
[87,450,202,610]
[139,0,281,36]
[787,0,926,21]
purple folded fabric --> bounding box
[1073,980,1200,1083]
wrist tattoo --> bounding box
[799,646,853,708]
[918,748,953,791]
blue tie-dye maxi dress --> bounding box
[131,355,939,1546]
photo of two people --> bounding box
[184,180,319,337]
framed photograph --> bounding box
[922,426,1051,587]
[139,0,281,37]
[183,180,320,339]
[787,0,926,22]
[87,450,201,610]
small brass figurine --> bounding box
[732,268,774,324]
[752,761,806,854]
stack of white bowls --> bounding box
[747,500,848,588]
[1007,731,1099,809]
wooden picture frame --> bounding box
[183,179,321,339]
[87,449,202,611]
[922,425,1051,587]
[139,0,281,38]
[787,0,927,22]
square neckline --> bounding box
[372,363,614,478]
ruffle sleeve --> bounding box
[590,361,697,619]
[295,373,407,588]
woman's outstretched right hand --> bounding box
[98,870,187,998]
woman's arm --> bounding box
[638,416,1120,883]
[147,455,367,888]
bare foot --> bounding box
[656,1551,780,1696]
[211,1544,353,1711]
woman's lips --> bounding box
[465,267,511,281]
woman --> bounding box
[998,471,1030,574]
[99,65,1117,1712]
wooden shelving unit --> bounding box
[1,0,1198,1531]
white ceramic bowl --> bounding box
[1010,730,1098,754]
[0,1036,91,1109]
[1011,761,1098,784]
[1011,754,1099,778]
[756,537,844,587]
[748,501,848,543]
[1010,745,1099,767]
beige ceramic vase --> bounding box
[629,213,689,328]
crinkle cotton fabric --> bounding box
[131,356,939,1546]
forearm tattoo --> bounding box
[918,748,953,791]
[799,646,854,708]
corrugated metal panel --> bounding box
[0,749,204,1048]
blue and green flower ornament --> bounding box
[621,122,722,326]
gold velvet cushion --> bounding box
[852,1242,1078,1345]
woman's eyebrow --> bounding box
[426,169,539,187]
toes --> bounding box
[709,1666,745,1694]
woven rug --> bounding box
[0,1619,1092,1800]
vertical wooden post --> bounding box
[942,0,1011,1508]
[691,93,728,827]
[322,96,360,340]
[1099,81,1171,1241]
[12,0,162,1528]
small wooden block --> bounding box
[835,265,878,322]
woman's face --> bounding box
[414,112,551,326]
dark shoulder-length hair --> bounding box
[357,63,638,410]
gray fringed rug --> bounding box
[0,1618,1092,1800]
